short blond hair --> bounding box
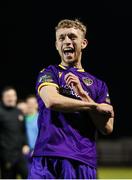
[55,19,87,37]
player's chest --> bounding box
[57,71,97,100]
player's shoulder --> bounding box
[39,64,59,74]
[84,70,107,88]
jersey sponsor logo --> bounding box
[59,85,80,99]
[82,77,93,86]
[38,73,53,83]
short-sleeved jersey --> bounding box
[34,64,110,168]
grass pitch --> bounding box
[98,167,132,179]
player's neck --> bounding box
[60,61,83,69]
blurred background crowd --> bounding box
[0,86,38,178]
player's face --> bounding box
[56,28,87,65]
[2,89,17,107]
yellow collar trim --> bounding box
[58,64,85,72]
[77,69,85,72]
[58,64,67,69]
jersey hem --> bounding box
[33,152,97,168]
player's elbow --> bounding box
[100,125,113,135]
[104,119,114,135]
[44,96,59,109]
[45,100,52,109]
[44,98,54,109]
[105,124,113,135]
[40,91,61,109]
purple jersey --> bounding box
[34,64,110,168]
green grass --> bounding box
[98,167,132,179]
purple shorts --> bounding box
[28,156,96,179]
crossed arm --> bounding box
[39,73,114,135]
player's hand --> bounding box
[96,103,114,117]
[65,72,94,102]
[65,72,84,95]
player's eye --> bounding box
[71,37,76,40]
[68,34,77,40]
[59,36,65,41]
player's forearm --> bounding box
[79,91,94,102]
[50,94,97,112]
[89,112,114,135]
[79,92,114,134]
[104,117,114,134]
[40,89,97,112]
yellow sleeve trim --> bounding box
[40,68,45,72]
[38,82,59,94]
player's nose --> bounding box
[63,36,72,45]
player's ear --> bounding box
[81,39,88,49]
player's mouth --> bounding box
[63,47,75,58]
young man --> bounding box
[28,19,114,179]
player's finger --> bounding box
[88,97,94,103]
[65,75,79,85]
[68,79,78,86]
[65,73,77,80]
[66,77,77,86]
[65,76,77,84]
[65,73,73,80]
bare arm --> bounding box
[77,90,114,135]
[65,72,114,135]
[89,103,114,135]
[39,86,97,113]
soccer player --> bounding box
[28,19,114,179]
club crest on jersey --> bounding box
[82,77,93,86]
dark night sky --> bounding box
[0,0,132,138]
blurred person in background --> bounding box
[0,86,29,179]
[17,96,38,173]
[17,100,28,116]
[25,95,38,151]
